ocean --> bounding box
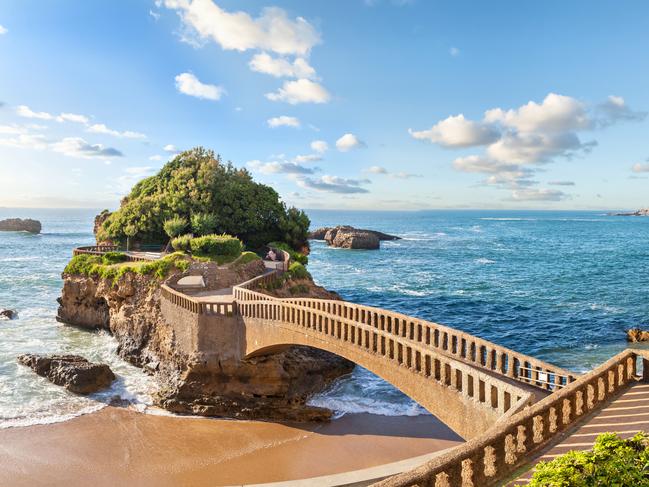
[1,208,648,426]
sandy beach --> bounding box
[0,408,462,486]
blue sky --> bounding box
[0,0,648,210]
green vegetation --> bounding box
[235,251,262,266]
[64,252,190,284]
[163,216,188,239]
[190,213,218,236]
[288,284,310,295]
[287,262,310,279]
[171,234,192,252]
[101,251,128,265]
[529,432,649,486]
[97,147,310,251]
[268,241,308,265]
[189,233,242,257]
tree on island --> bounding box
[97,147,310,252]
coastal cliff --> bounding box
[57,262,353,421]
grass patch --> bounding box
[234,251,261,266]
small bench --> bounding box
[175,275,206,289]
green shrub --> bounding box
[171,234,193,252]
[268,241,308,265]
[289,284,309,295]
[64,254,102,275]
[288,262,310,280]
[163,216,188,238]
[191,213,218,236]
[236,251,261,266]
[190,234,242,257]
[101,251,128,265]
[529,432,649,486]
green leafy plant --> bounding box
[189,234,242,258]
[235,251,261,266]
[163,216,188,239]
[101,251,128,265]
[268,241,308,265]
[171,234,193,252]
[287,262,310,280]
[528,432,649,486]
[190,213,218,236]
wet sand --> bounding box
[0,408,462,486]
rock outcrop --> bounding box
[0,218,41,233]
[17,354,115,394]
[614,208,649,217]
[627,328,649,342]
[58,259,353,421]
[309,226,400,250]
[0,309,17,320]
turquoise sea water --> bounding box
[0,208,648,424]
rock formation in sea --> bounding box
[17,354,115,394]
[0,218,42,233]
[309,225,400,249]
[0,309,17,320]
[58,259,353,421]
[627,328,649,342]
[613,208,649,216]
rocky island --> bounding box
[0,218,42,233]
[57,148,353,421]
[309,225,400,249]
[613,208,649,216]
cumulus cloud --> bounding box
[632,162,649,173]
[510,188,568,201]
[366,165,421,179]
[164,144,180,153]
[0,25,7,35]
[162,1,320,56]
[16,105,54,120]
[267,115,300,128]
[409,114,500,148]
[597,95,647,125]
[295,175,370,194]
[87,123,146,139]
[293,153,322,163]
[248,159,316,175]
[368,165,388,174]
[249,53,316,79]
[51,137,123,159]
[57,113,89,124]
[486,131,595,164]
[0,133,48,151]
[310,140,328,153]
[175,72,225,101]
[266,78,330,104]
[336,133,366,152]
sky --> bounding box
[0,0,648,211]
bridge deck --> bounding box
[508,380,649,485]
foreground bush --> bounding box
[171,234,193,252]
[529,432,649,486]
[189,234,242,257]
[64,252,189,283]
[101,251,128,265]
[288,262,310,279]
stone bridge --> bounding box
[82,246,646,487]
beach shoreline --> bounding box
[0,407,462,487]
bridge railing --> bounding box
[233,275,577,392]
[73,245,120,255]
[236,288,533,418]
[160,284,237,316]
[372,349,638,487]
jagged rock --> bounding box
[93,209,113,244]
[17,354,115,394]
[58,259,353,421]
[627,328,649,342]
[0,218,41,233]
[0,309,17,320]
[310,225,399,249]
[310,226,399,250]
[614,208,649,217]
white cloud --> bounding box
[56,113,89,124]
[336,133,366,152]
[486,131,593,164]
[117,166,155,193]
[0,25,7,35]
[310,140,328,153]
[449,47,460,57]
[266,78,330,104]
[175,72,225,101]
[0,124,28,135]
[409,114,500,148]
[267,115,300,128]
[293,153,322,163]
[597,95,647,125]
[51,137,123,159]
[249,53,316,79]
[632,162,649,173]
[16,105,54,120]
[87,123,146,139]
[484,93,591,134]
[368,165,388,174]
[295,175,370,194]
[0,133,48,151]
[162,1,320,56]
[248,159,316,175]
[548,181,575,186]
[164,144,180,153]
[366,165,422,179]
[510,188,568,201]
